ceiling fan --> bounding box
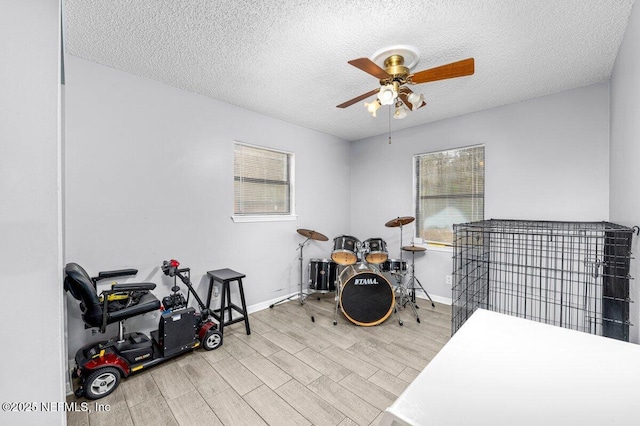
[337,48,474,119]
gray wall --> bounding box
[350,83,611,304]
[0,1,65,425]
[610,2,640,343]
[64,56,351,354]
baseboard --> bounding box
[245,291,451,315]
[246,291,300,314]
[414,292,452,306]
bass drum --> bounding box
[338,266,395,326]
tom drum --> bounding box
[331,235,360,265]
[364,238,388,264]
[381,259,407,274]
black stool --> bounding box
[206,268,250,336]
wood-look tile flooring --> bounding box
[67,295,450,426]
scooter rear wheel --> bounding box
[84,367,121,400]
[202,329,223,350]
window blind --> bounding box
[234,143,292,215]
[415,145,484,244]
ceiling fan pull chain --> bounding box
[388,105,392,144]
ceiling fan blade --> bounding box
[398,87,414,108]
[410,58,474,84]
[398,92,411,108]
[348,58,391,80]
[337,88,379,108]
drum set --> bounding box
[270,216,435,326]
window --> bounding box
[233,142,294,219]
[414,145,484,245]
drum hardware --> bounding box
[390,270,420,324]
[402,244,436,308]
[380,258,419,323]
[269,228,329,322]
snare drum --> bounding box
[308,259,337,293]
[381,259,407,274]
[364,238,388,264]
[338,266,394,326]
[331,235,360,265]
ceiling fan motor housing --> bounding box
[383,55,410,83]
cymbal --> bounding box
[385,216,415,228]
[402,245,426,252]
[297,228,329,242]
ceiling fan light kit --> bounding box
[338,45,474,119]
[364,99,382,117]
[407,92,425,111]
[393,101,409,120]
[377,83,398,105]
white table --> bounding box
[380,309,640,426]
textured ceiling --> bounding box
[64,0,635,141]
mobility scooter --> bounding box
[64,259,222,399]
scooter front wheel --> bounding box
[202,329,223,350]
[84,367,121,400]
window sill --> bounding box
[231,214,298,223]
[425,243,453,253]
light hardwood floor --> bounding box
[67,295,451,426]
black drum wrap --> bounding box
[364,238,388,264]
[308,259,337,292]
[339,268,394,326]
[331,235,360,265]
[381,259,407,273]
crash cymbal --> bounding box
[402,245,426,252]
[296,228,329,241]
[385,216,415,228]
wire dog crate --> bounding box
[452,220,634,341]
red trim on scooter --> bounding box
[82,352,130,377]
[198,320,217,340]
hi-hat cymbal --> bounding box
[402,245,426,252]
[297,228,329,241]
[385,216,415,228]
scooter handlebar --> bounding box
[161,259,181,277]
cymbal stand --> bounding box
[407,250,435,308]
[399,224,405,262]
[270,237,316,322]
[392,270,420,323]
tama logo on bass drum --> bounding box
[354,278,379,285]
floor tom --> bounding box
[308,259,337,293]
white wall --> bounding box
[0,1,65,425]
[64,56,350,353]
[350,84,610,304]
[610,2,640,343]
